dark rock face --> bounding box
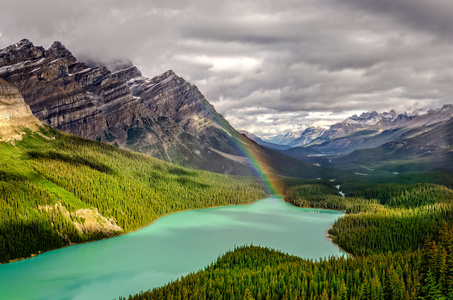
[0,39,328,180]
[0,40,251,174]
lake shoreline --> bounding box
[1,194,349,300]
[280,198,350,257]
[325,224,353,258]
[3,195,274,265]
[3,194,347,265]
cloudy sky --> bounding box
[1,0,453,138]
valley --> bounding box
[1,38,453,300]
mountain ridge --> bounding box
[0,39,329,179]
[0,39,255,174]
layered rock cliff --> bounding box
[0,40,264,175]
[0,39,329,179]
[0,78,41,141]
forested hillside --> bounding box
[0,127,267,263]
[124,176,453,299]
[123,246,421,300]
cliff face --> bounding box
[0,78,41,141]
[0,39,250,174]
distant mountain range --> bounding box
[0,39,330,179]
[245,106,453,172]
[266,127,327,148]
[261,109,429,148]
[334,111,453,173]
[304,106,453,156]
[239,131,292,151]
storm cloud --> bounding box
[1,0,453,137]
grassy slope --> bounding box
[0,127,267,262]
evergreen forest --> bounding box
[0,127,267,263]
[123,176,453,299]
[2,127,453,299]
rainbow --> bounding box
[207,110,280,195]
[233,138,278,195]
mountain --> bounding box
[270,107,453,168]
[0,78,41,141]
[265,127,326,147]
[0,39,330,179]
[267,131,302,145]
[287,127,326,147]
[0,39,255,175]
[311,110,401,144]
[304,107,453,155]
[333,115,453,173]
[239,130,292,150]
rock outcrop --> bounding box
[0,78,41,141]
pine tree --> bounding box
[418,270,445,300]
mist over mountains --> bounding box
[1,38,453,179]
[0,39,329,179]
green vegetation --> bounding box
[330,203,453,256]
[279,178,453,257]
[122,175,453,299]
[122,246,421,300]
[4,126,453,299]
[0,127,267,263]
[327,183,453,256]
[279,178,381,213]
[418,224,453,299]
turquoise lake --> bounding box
[0,196,345,300]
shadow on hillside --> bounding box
[27,151,116,175]
[175,177,210,189]
[0,170,30,182]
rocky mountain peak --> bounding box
[47,41,76,63]
[440,104,453,111]
[13,39,34,50]
[49,41,66,50]
[0,39,257,174]
[360,111,379,118]
[382,109,397,119]
[163,69,176,77]
[348,111,380,124]
[0,39,46,67]
[147,69,177,84]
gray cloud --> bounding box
[1,0,453,137]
